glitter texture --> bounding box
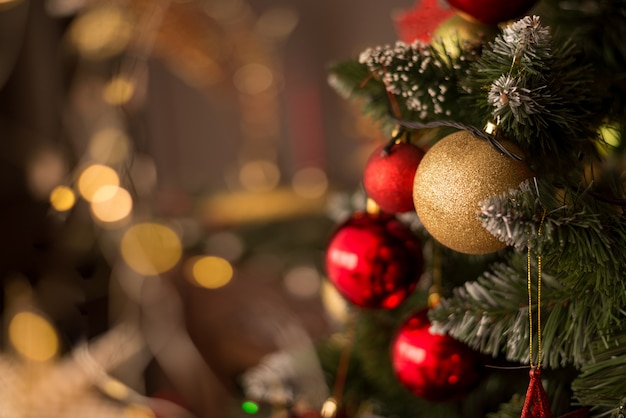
[412,130,533,254]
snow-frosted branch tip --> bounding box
[502,15,551,50]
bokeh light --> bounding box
[321,280,349,325]
[600,125,621,147]
[103,76,135,105]
[69,5,132,60]
[241,401,259,414]
[90,185,133,223]
[100,378,130,400]
[77,164,120,202]
[49,185,76,212]
[27,148,66,198]
[120,223,183,275]
[239,160,280,192]
[321,397,338,418]
[283,265,321,299]
[256,7,299,40]
[9,311,59,362]
[185,256,234,289]
[204,231,245,262]
[291,167,328,199]
[233,63,273,95]
[89,128,131,164]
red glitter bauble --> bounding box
[363,142,425,214]
[394,0,455,43]
[391,309,483,401]
[325,212,423,309]
[446,0,538,25]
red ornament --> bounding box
[363,142,425,214]
[391,309,483,402]
[445,0,538,25]
[521,368,553,418]
[394,0,456,43]
[325,212,423,309]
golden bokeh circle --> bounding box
[49,185,76,212]
[120,223,183,276]
[77,164,120,202]
[8,311,59,362]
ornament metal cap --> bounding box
[484,121,498,135]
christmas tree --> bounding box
[294,0,626,417]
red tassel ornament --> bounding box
[521,368,552,418]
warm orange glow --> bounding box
[77,164,120,202]
[90,185,133,223]
[233,63,274,95]
[69,5,132,60]
[100,378,130,400]
[123,404,156,418]
[9,311,59,362]
[186,256,233,289]
[120,223,183,275]
[103,76,135,105]
[49,185,76,212]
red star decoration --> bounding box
[393,0,456,43]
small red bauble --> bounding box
[391,309,483,401]
[325,212,423,309]
[446,0,538,25]
[393,0,455,43]
[363,142,425,214]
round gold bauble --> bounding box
[432,14,497,58]
[412,130,533,254]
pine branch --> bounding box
[537,0,626,118]
[327,39,482,134]
[430,247,626,370]
[464,16,602,175]
[486,395,525,418]
[478,178,626,316]
[571,326,626,415]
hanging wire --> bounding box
[387,116,524,161]
[528,208,548,368]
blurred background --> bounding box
[0,0,413,416]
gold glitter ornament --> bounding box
[413,130,533,254]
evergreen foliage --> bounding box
[322,0,626,416]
